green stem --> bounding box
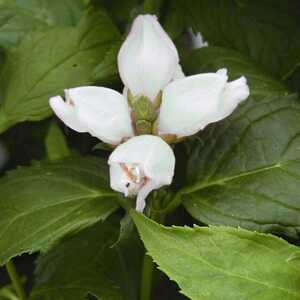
[140,254,154,300]
[6,261,26,300]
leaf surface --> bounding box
[132,212,300,300]
[0,156,119,266]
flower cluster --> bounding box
[49,15,249,212]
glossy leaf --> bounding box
[132,211,300,300]
[30,219,123,300]
[184,47,288,96]
[0,156,119,266]
[0,10,120,133]
[31,216,143,300]
[170,0,300,78]
[0,0,88,48]
[183,93,300,238]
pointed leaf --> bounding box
[0,156,119,266]
[132,211,300,300]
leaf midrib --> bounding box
[144,227,300,298]
[183,159,299,194]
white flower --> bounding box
[49,14,250,213]
[158,69,249,137]
[118,15,181,101]
[108,135,175,212]
[49,86,134,145]
[188,28,208,48]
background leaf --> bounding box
[132,212,300,300]
[31,216,143,300]
[0,156,119,266]
[30,218,123,300]
[0,10,120,133]
[182,93,300,238]
[183,47,288,96]
[169,0,300,79]
[0,0,89,48]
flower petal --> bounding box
[49,96,87,132]
[214,76,249,122]
[108,135,175,211]
[109,135,175,184]
[136,180,158,212]
[172,64,185,81]
[118,14,179,101]
[158,70,228,137]
[65,86,134,145]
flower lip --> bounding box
[157,69,249,138]
[108,135,175,211]
[49,86,134,145]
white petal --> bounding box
[214,76,249,122]
[136,180,158,212]
[108,135,175,211]
[49,96,87,132]
[172,64,185,81]
[158,70,228,137]
[66,86,134,145]
[109,163,129,195]
[188,28,208,49]
[118,14,179,101]
[108,135,175,184]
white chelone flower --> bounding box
[50,86,134,145]
[158,69,249,138]
[118,14,181,101]
[108,135,175,212]
[49,14,250,213]
[188,28,208,49]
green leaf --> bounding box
[183,47,288,96]
[182,93,300,238]
[0,0,89,48]
[0,10,120,133]
[110,213,144,300]
[45,121,70,161]
[92,40,122,82]
[31,216,143,300]
[132,211,300,300]
[0,156,119,266]
[30,218,123,300]
[179,0,300,79]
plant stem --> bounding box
[140,253,154,300]
[6,261,26,300]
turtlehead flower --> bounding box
[108,135,175,212]
[50,87,134,145]
[49,14,250,212]
[188,28,208,48]
[118,15,181,101]
[158,69,249,138]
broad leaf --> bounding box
[0,10,120,133]
[30,219,123,300]
[173,0,300,79]
[0,0,88,48]
[0,156,119,266]
[31,216,143,300]
[184,47,288,96]
[182,93,300,238]
[132,212,300,300]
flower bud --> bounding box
[49,86,134,145]
[158,69,249,138]
[118,15,179,101]
[108,135,175,211]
